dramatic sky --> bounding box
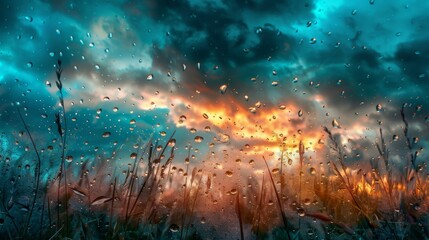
[1,0,428,176]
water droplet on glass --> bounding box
[332,119,341,128]
[89,42,95,48]
[147,74,153,80]
[202,113,209,119]
[194,136,204,143]
[220,134,230,143]
[65,155,73,163]
[102,132,111,138]
[304,198,311,206]
[309,167,316,175]
[219,84,228,94]
[168,139,176,147]
[26,62,33,68]
[130,119,136,124]
[298,207,305,217]
[351,9,357,15]
[309,38,317,44]
[204,126,211,132]
[225,170,233,177]
[376,104,382,112]
[170,224,180,232]
[416,105,422,111]
[369,0,375,4]
[95,64,100,70]
[25,16,33,22]
[130,153,137,159]
[298,110,303,117]
[393,135,399,141]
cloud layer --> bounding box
[1,0,428,174]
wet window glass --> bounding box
[0,0,428,239]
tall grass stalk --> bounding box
[236,192,244,240]
[18,107,41,237]
[180,145,191,240]
[298,140,304,240]
[184,172,203,238]
[263,156,291,240]
[323,127,375,235]
[109,177,117,239]
[54,59,70,236]
[400,105,422,194]
[256,175,265,239]
[128,132,175,219]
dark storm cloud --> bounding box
[394,39,429,82]
[135,0,309,67]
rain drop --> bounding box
[65,155,73,163]
[102,132,111,138]
[169,224,180,232]
[219,84,228,94]
[332,119,341,128]
[393,135,399,141]
[220,134,230,143]
[376,104,382,112]
[168,139,176,147]
[194,136,204,143]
